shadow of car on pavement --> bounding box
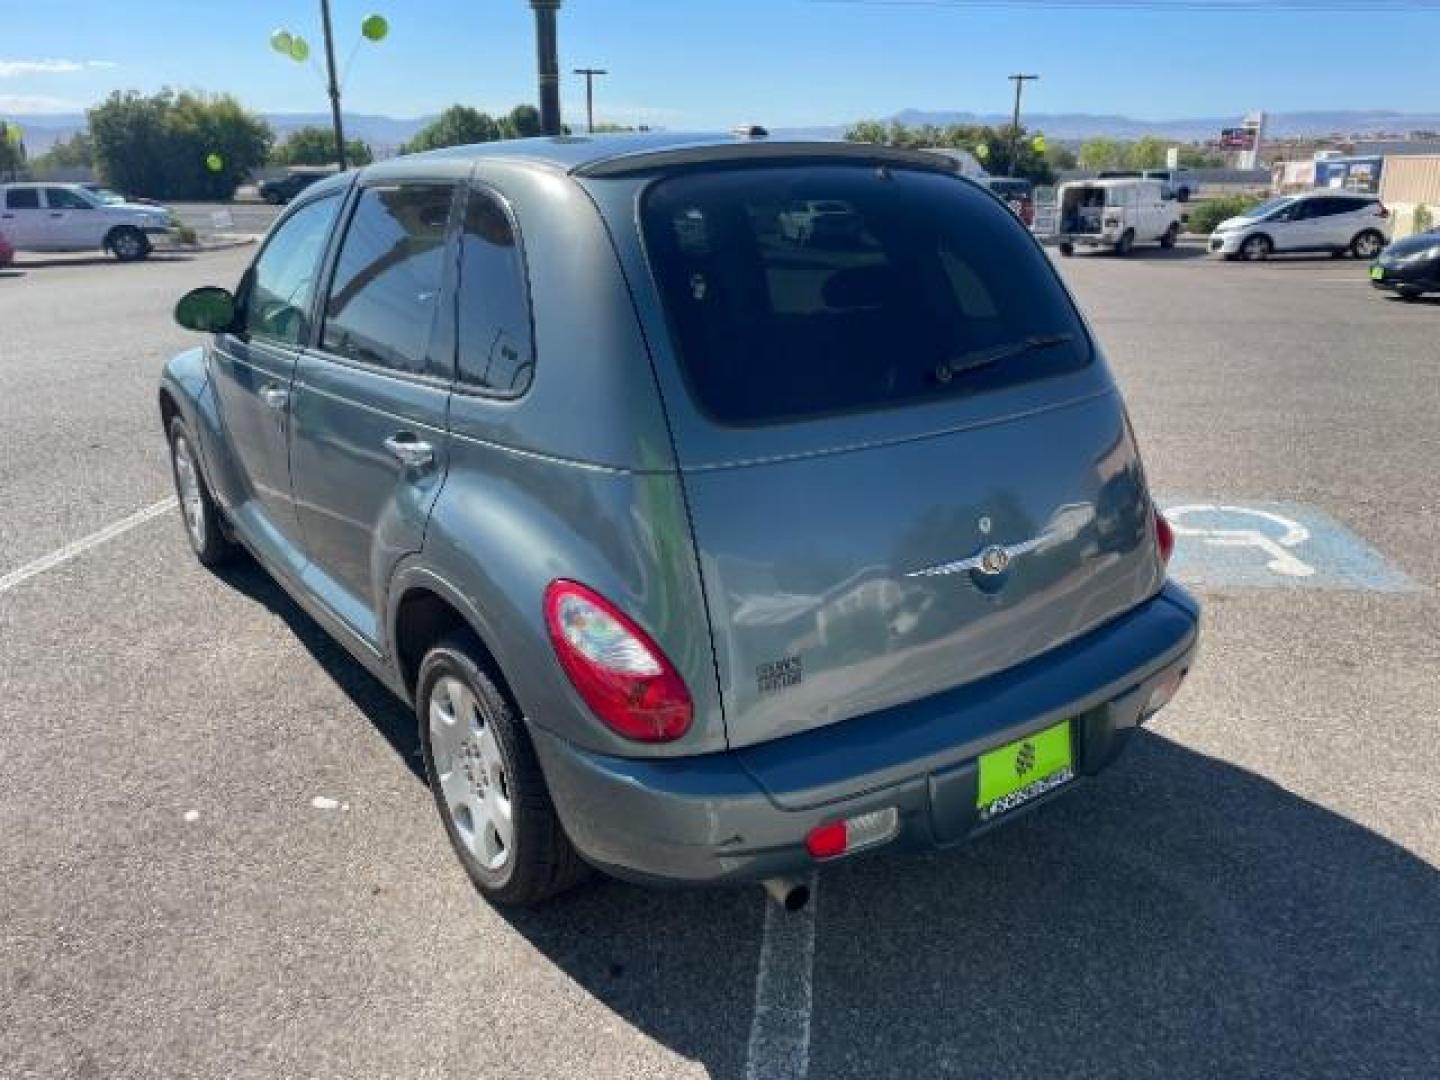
[217,559,1439,1079]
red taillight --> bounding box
[806,821,848,859]
[1155,508,1175,566]
[543,580,692,742]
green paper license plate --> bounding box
[976,720,1075,821]
[1370,266,1385,281]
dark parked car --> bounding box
[1370,228,1440,299]
[979,176,1036,226]
[258,168,333,205]
[162,134,1198,909]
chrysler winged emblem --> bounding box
[906,504,1096,580]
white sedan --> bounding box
[0,182,172,261]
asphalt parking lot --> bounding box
[2,244,1437,1079]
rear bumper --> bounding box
[533,581,1200,886]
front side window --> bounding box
[456,188,534,395]
[45,187,94,210]
[5,188,40,210]
[643,164,1090,425]
[323,183,454,377]
[240,194,340,345]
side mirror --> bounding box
[175,286,237,333]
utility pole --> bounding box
[319,0,348,169]
[1006,73,1039,176]
[530,1,563,136]
[573,67,608,134]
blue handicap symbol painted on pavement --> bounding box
[1156,500,1416,592]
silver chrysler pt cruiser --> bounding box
[161,134,1198,908]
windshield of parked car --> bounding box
[1246,197,1294,220]
[642,163,1091,425]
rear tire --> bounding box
[107,226,150,262]
[1240,234,1272,261]
[1351,230,1384,260]
[418,635,589,907]
[167,418,239,567]
[1159,223,1179,249]
[1058,242,1075,257]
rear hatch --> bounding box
[638,163,1164,748]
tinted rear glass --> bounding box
[642,165,1090,425]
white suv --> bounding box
[1209,192,1388,261]
[0,182,171,261]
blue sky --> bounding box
[3,0,1439,126]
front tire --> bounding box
[168,418,239,567]
[1058,242,1075,257]
[1351,230,1384,260]
[107,226,150,262]
[1114,230,1135,256]
[1240,234,1272,261]
[418,636,588,907]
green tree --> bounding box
[1177,144,1224,169]
[1124,136,1171,170]
[89,90,271,199]
[505,104,542,139]
[1,121,29,179]
[844,120,889,144]
[1044,142,1078,171]
[32,130,92,175]
[272,125,372,167]
[401,105,502,154]
[1078,137,1126,171]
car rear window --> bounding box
[641,164,1090,425]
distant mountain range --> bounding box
[10,108,1440,154]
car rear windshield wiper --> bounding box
[936,332,1076,383]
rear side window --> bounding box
[455,188,534,395]
[5,188,39,210]
[323,183,454,377]
[642,165,1090,425]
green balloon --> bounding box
[3,122,21,147]
[270,29,294,55]
[206,153,224,173]
[975,143,990,161]
[361,14,389,42]
[289,35,310,62]
[1031,135,1047,154]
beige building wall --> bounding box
[1379,156,1440,238]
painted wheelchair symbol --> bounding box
[1165,504,1316,578]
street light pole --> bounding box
[530,0,563,136]
[573,67,607,133]
[319,0,348,169]
[1007,73,1039,176]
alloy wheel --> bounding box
[428,675,514,871]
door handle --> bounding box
[49,212,64,218]
[382,433,435,470]
[259,385,290,410]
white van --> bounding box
[1055,178,1181,256]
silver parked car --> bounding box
[162,134,1199,909]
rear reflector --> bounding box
[1142,667,1187,720]
[1155,508,1175,566]
[806,807,900,861]
[543,580,693,742]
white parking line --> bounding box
[0,498,176,596]
[745,877,819,1080]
